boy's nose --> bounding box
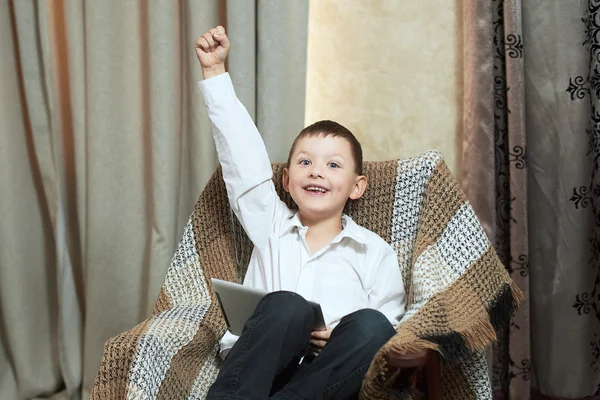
[308,168,323,179]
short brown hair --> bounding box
[286,120,363,175]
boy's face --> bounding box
[283,135,367,221]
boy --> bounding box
[195,26,406,400]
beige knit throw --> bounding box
[90,151,523,400]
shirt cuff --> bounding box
[219,330,239,360]
[197,72,236,108]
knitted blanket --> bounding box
[90,151,522,400]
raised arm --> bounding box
[195,27,289,249]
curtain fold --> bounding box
[0,0,66,398]
[0,1,309,398]
[461,1,530,399]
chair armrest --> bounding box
[385,350,443,400]
[423,351,443,400]
[385,349,429,369]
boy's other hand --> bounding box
[195,26,230,78]
[310,327,333,349]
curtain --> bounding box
[462,1,530,399]
[1,1,63,399]
[462,0,600,398]
[525,1,600,397]
[0,0,309,399]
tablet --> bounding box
[210,278,327,335]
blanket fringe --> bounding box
[439,280,524,359]
[489,281,525,333]
[460,312,497,353]
[361,280,525,398]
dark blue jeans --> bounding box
[207,291,396,400]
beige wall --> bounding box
[305,0,463,175]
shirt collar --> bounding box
[279,212,369,246]
[279,212,304,237]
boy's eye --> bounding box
[328,162,340,168]
[299,159,311,166]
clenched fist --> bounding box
[195,25,230,79]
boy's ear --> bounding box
[349,175,367,200]
[282,167,290,192]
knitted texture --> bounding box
[90,151,522,399]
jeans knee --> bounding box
[338,309,396,348]
[261,291,313,324]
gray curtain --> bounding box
[462,0,600,398]
[1,1,63,399]
[0,0,309,399]
[526,1,600,397]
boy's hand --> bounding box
[194,26,230,79]
[310,327,333,349]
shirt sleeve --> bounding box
[198,73,286,249]
[218,330,239,360]
[368,246,406,327]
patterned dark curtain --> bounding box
[567,0,600,396]
[462,1,600,399]
[461,0,529,398]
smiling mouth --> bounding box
[304,186,329,194]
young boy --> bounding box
[195,26,406,400]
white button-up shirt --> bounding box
[199,73,406,357]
